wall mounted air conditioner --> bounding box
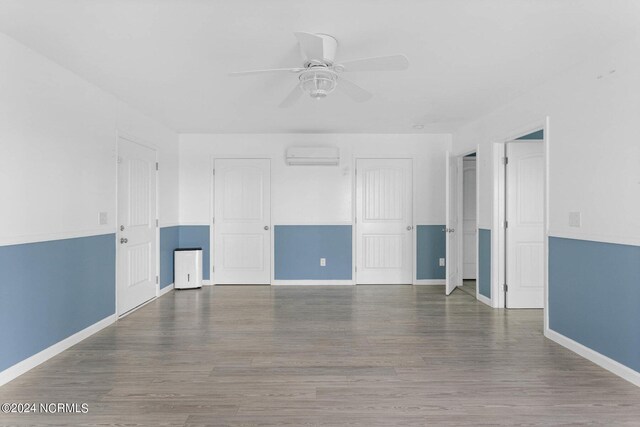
[285,146,340,166]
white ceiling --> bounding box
[1,0,638,134]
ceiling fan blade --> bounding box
[336,77,373,103]
[279,85,304,108]
[229,67,303,77]
[338,54,409,72]
[294,32,325,61]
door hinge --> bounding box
[503,283,508,292]
[212,217,215,224]
[502,157,508,165]
[156,276,159,284]
[156,162,159,171]
[212,266,215,272]
[156,219,159,227]
[355,266,357,272]
[213,169,215,176]
[504,220,508,229]
[355,217,357,223]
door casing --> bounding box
[491,118,549,325]
[211,157,271,285]
[462,158,477,280]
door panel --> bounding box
[221,234,264,270]
[363,235,403,268]
[506,142,544,308]
[445,152,461,295]
[117,137,157,315]
[214,159,270,284]
[462,159,477,279]
[356,159,412,284]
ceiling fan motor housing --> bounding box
[300,33,338,65]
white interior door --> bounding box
[356,159,413,284]
[506,142,544,308]
[214,159,270,284]
[117,137,157,315]
[462,158,477,279]
[445,152,461,295]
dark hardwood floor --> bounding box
[1,285,639,426]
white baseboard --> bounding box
[202,280,212,286]
[159,283,174,296]
[272,280,355,286]
[477,293,492,307]
[0,314,117,387]
[545,328,640,387]
[413,279,445,285]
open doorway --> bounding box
[493,128,546,309]
[459,153,477,299]
[444,150,478,296]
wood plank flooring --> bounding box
[458,280,477,298]
[1,285,639,426]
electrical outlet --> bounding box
[439,258,446,267]
[99,212,108,225]
[320,258,326,267]
[569,211,581,227]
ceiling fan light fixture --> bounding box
[299,69,337,99]
[231,32,409,107]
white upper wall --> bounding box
[0,33,179,245]
[453,34,640,246]
[179,134,451,226]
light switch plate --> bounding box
[99,212,108,225]
[320,258,326,267]
[569,211,581,227]
[439,258,446,267]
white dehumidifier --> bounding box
[174,248,203,289]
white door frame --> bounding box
[461,156,478,281]
[491,118,549,323]
[115,132,160,317]
[209,156,272,285]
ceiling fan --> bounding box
[229,32,409,107]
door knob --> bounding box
[406,226,413,231]
[264,226,270,230]
[120,238,128,244]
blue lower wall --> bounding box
[549,236,640,373]
[275,225,352,280]
[164,224,455,283]
[0,234,116,372]
[160,225,210,285]
[478,229,491,299]
[178,225,210,280]
[160,226,180,288]
[416,225,446,280]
